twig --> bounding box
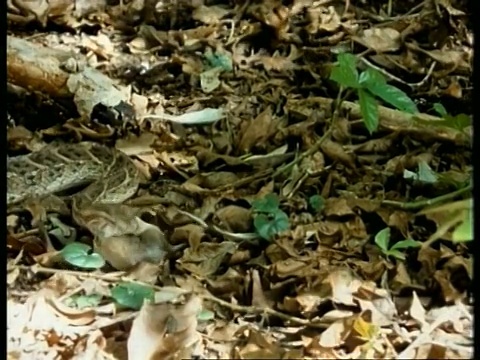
[381,185,472,210]
[359,57,436,88]
[200,294,329,329]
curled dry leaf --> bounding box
[213,205,252,233]
[179,241,238,277]
[354,28,401,53]
[238,107,277,153]
[170,224,206,248]
[320,139,356,169]
[187,171,240,189]
[94,220,171,271]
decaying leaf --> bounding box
[128,293,202,360]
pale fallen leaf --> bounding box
[410,291,427,329]
[192,5,229,24]
[354,28,401,53]
[116,132,156,156]
[318,320,346,347]
[146,108,225,125]
[127,293,202,360]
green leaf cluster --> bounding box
[330,53,418,133]
[375,228,421,261]
[252,193,290,241]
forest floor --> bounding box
[7,1,472,359]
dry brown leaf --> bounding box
[213,205,252,232]
[188,171,240,189]
[323,197,355,218]
[250,269,272,308]
[179,241,237,277]
[306,6,341,34]
[238,107,277,153]
[234,327,285,359]
[170,224,206,250]
[320,139,356,169]
[127,293,202,360]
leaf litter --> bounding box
[7,0,472,359]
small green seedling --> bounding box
[375,228,421,261]
[61,243,105,269]
[415,102,471,131]
[330,53,418,133]
[110,282,155,310]
[252,193,290,241]
[309,194,325,214]
[403,160,438,184]
[64,294,103,309]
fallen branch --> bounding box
[7,36,132,120]
[286,97,471,145]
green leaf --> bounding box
[204,51,233,71]
[390,238,421,251]
[358,68,387,87]
[412,113,471,131]
[452,208,473,242]
[197,309,215,321]
[443,114,471,131]
[110,283,155,310]
[374,228,391,252]
[403,169,418,181]
[404,161,438,183]
[366,83,418,114]
[330,53,360,88]
[252,193,280,213]
[417,161,438,184]
[64,294,103,309]
[61,243,105,269]
[433,102,448,117]
[358,89,379,133]
[386,249,406,260]
[309,195,325,213]
[254,211,290,240]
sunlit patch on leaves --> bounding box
[60,243,105,269]
[452,205,473,243]
[63,294,102,309]
[111,282,155,310]
[403,161,438,184]
[309,194,325,213]
[375,228,421,261]
[419,199,473,245]
[252,193,290,241]
[353,316,379,342]
[330,52,418,134]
